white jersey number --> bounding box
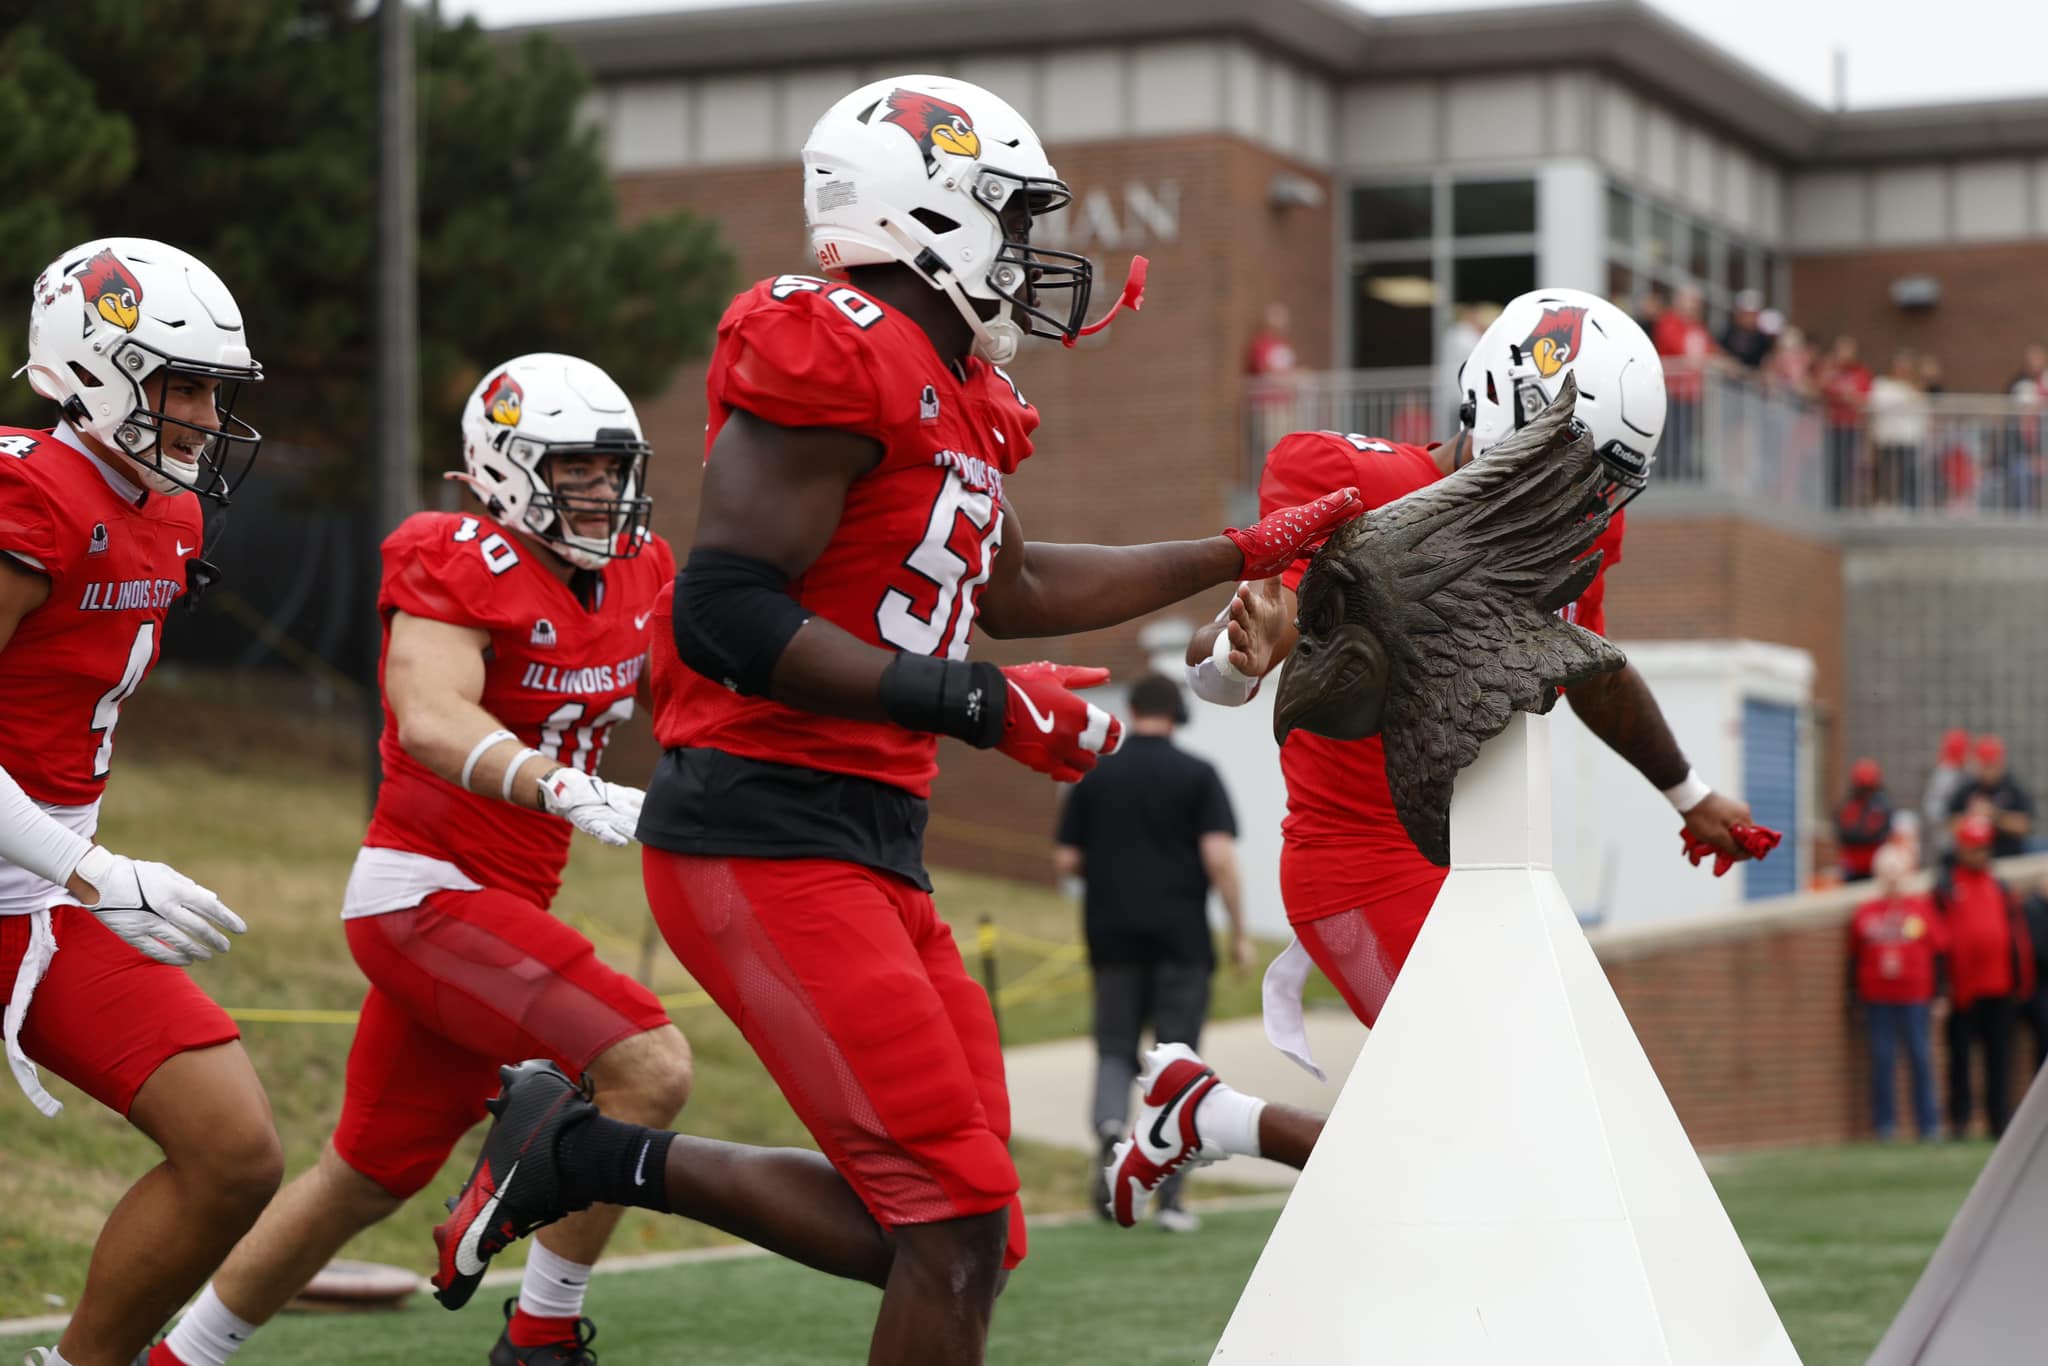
[537,697,635,775]
[875,474,1002,660]
[91,622,155,779]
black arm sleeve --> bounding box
[673,548,814,697]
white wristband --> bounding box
[459,729,517,793]
[1186,603,1262,707]
[501,748,544,802]
[1662,768,1712,814]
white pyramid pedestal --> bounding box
[1867,1056,2048,1365]
[1210,712,1800,1365]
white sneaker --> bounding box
[1154,1204,1202,1234]
[1102,1042,1222,1228]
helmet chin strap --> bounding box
[879,219,1019,365]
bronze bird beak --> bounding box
[1272,624,1389,743]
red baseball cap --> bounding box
[1976,735,2007,767]
[1851,758,1882,788]
[1939,728,1969,765]
[1956,815,1995,849]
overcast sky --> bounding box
[454,0,2046,112]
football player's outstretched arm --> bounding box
[1564,664,1753,859]
[680,410,1124,782]
[385,611,644,844]
[1184,578,1298,706]
[974,489,1360,640]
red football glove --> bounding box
[1224,487,1363,579]
[996,662,1124,783]
[1679,823,1783,877]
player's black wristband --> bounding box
[674,548,813,698]
[879,653,1006,748]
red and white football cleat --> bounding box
[1103,1042,1222,1228]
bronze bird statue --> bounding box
[1271,374,1626,866]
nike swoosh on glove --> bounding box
[539,767,646,847]
[1223,487,1362,579]
[73,845,246,966]
[996,662,1124,783]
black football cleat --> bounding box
[488,1297,601,1365]
[431,1060,595,1311]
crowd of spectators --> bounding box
[1836,730,2048,1140]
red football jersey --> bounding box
[0,425,202,806]
[652,274,1039,799]
[1259,431,1622,922]
[364,511,675,905]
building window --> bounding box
[1346,172,1540,370]
[1605,176,1787,331]
[1350,260,1438,369]
[1453,178,1536,237]
[1350,182,1433,242]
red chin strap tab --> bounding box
[1065,256,1148,346]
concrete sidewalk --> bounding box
[1001,1007,1370,1189]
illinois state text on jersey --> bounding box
[0,424,203,808]
[653,274,1039,799]
[364,511,675,905]
[1258,429,1624,922]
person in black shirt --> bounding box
[1055,673,1245,1232]
[1948,734,2034,859]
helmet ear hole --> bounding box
[910,208,960,235]
[69,362,103,388]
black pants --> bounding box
[1947,995,2019,1137]
[1091,958,1212,1207]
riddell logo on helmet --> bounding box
[481,372,523,426]
[1521,305,1587,379]
[75,249,144,333]
[879,89,981,176]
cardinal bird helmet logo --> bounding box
[75,248,144,333]
[879,88,982,176]
[1520,305,1587,379]
[481,371,523,427]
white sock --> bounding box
[518,1240,594,1320]
[1197,1082,1266,1159]
[163,1283,258,1365]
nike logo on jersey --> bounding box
[174,540,192,557]
[633,609,654,630]
[453,1162,517,1278]
[1008,681,1056,733]
[77,577,182,612]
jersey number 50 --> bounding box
[875,476,1000,659]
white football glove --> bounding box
[72,845,247,966]
[538,767,645,847]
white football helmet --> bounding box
[457,353,652,570]
[802,75,1089,365]
[21,236,262,502]
[1457,287,1666,510]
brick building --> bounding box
[522,0,2048,885]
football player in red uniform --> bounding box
[1,238,276,1366]
[1102,289,1775,1221]
[154,355,691,1366]
[427,75,1359,1363]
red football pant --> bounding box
[333,887,673,1198]
[1,906,239,1115]
[644,850,1027,1268]
[1284,865,1447,1029]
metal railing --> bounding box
[1243,362,2048,522]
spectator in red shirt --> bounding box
[1850,845,1945,1140]
[1934,816,2037,1137]
[1651,286,1713,481]
[1244,301,1299,462]
[1835,757,1893,882]
[1819,335,1872,507]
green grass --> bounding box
[0,1145,1998,1363]
[0,692,1291,1321]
